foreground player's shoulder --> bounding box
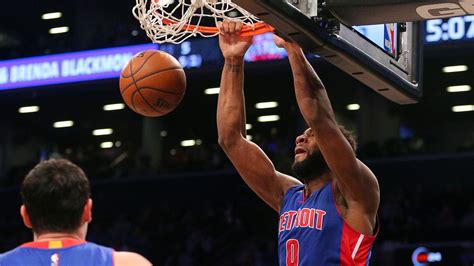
[114,251,152,266]
[0,247,25,265]
[0,249,8,265]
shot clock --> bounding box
[426,15,474,43]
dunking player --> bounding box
[217,21,380,265]
[0,159,151,266]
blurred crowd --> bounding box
[1,126,473,265]
[380,183,474,242]
[1,24,144,61]
[0,170,473,265]
[3,131,473,187]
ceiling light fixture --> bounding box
[257,115,280,122]
[49,26,69,34]
[53,120,74,128]
[93,128,113,136]
[42,12,62,20]
[19,106,40,114]
[442,65,468,73]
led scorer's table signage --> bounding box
[0,44,157,91]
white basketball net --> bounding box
[133,0,263,44]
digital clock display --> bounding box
[425,15,474,43]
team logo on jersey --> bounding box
[279,208,327,232]
[51,253,59,266]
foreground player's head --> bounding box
[20,159,92,237]
[292,125,357,181]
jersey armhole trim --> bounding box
[331,181,380,239]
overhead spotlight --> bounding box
[255,101,279,109]
[195,139,202,145]
[49,26,69,34]
[346,104,360,110]
[115,141,122,147]
[93,128,113,136]
[257,115,280,122]
[447,85,471,93]
[41,12,62,20]
[246,124,252,130]
[160,130,168,137]
[442,65,468,73]
[53,120,74,128]
[452,105,474,112]
[100,142,114,149]
[246,135,253,141]
[19,106,40,114]
[131,30,139,36]
[103,103,125,111]
[204,87,220,95]
[180,139,196,147]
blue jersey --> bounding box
[0,239,114,266]
[278,182,378,266]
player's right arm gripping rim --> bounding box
[217,21,301,213]
[275,35,380,235]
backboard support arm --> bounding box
[233,0,423,104]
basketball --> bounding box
[119,50,186,117]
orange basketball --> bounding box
[119,50,186,117]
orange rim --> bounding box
[162,18,274,36]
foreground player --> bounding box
[0,159,151,266]
[217,21,380,265]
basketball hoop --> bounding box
[132,0,274,44]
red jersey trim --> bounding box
[21,239,86,249]
[340,222,379,265]
[331,181,380,265]
[331,181,379,237]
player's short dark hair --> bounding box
[21,159,91,234]
[338,125,358,153]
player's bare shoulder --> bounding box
[114,251,152,266]
[278,171,302,194]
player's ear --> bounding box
[83,199,93,223]
[20,205,33,229]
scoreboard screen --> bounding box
[353,24,399,59]
[425,15,474,43]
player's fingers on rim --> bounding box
[217,21,223,33]
[229,21,236,34]
[235,22,242,33]
[223,20,230,34]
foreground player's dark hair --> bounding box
[21,159,91,234]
